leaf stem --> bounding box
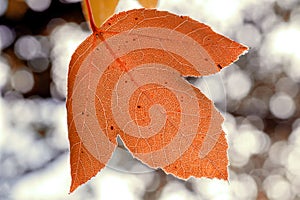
[85,0,98,32]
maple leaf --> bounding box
[67,0,248,193]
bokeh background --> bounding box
[1,0,300,199]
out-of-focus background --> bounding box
[1,0,300,199]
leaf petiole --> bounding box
[85,0,98,32]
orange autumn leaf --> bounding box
[67,2,248,193]
[138,0,158,8]
[82,0,119,27]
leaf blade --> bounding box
[67,8,247,192]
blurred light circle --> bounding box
[263,175,293,200]
[0,58,10,89]
[0,0,8,16]
[252,85,273,102]
[231,174,257,200]
[228,148,249,167]
[259,22,300,80]
[223,113,236,134]
[15,36,41,60]
[260,12,281,34]
[290,6,300,23]
[157,181,195,200]
[236,24,261,49]
[285,59,300,82]
[246,115,264,130]
[199,0,242,32]
[226,70,252,100]
[275,77,299,97]
[269,141,289,166]
[26,0,51,12]
[276,0,298,10]
[232,128,261,157]
[243,1,274,24]
[289,126,300,146]
[11,69,34,93]
[286,147,300,176]
[28,57,49,73]
[292,118,300,130]
[269,92,295,119]
[193,178,230,199]
[3,90,23,100]
[285,171,300,197]
[239,97,268,117]
[267,23,300,59]
[258,132,271,154]
[0,25,15,50]
[38,36,51,56]
[50,23,89,99]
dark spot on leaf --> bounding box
[204,58,208,61]
[135,17,138,20]
[110,126,114,130]
[137,105,141,108]
[180,16,184,19]
[133,38,136,41]
[217,64,222,69]
[108,22,111,25]
[125,80,128,83]
[164,81,168,84]
[81,112,84,115]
